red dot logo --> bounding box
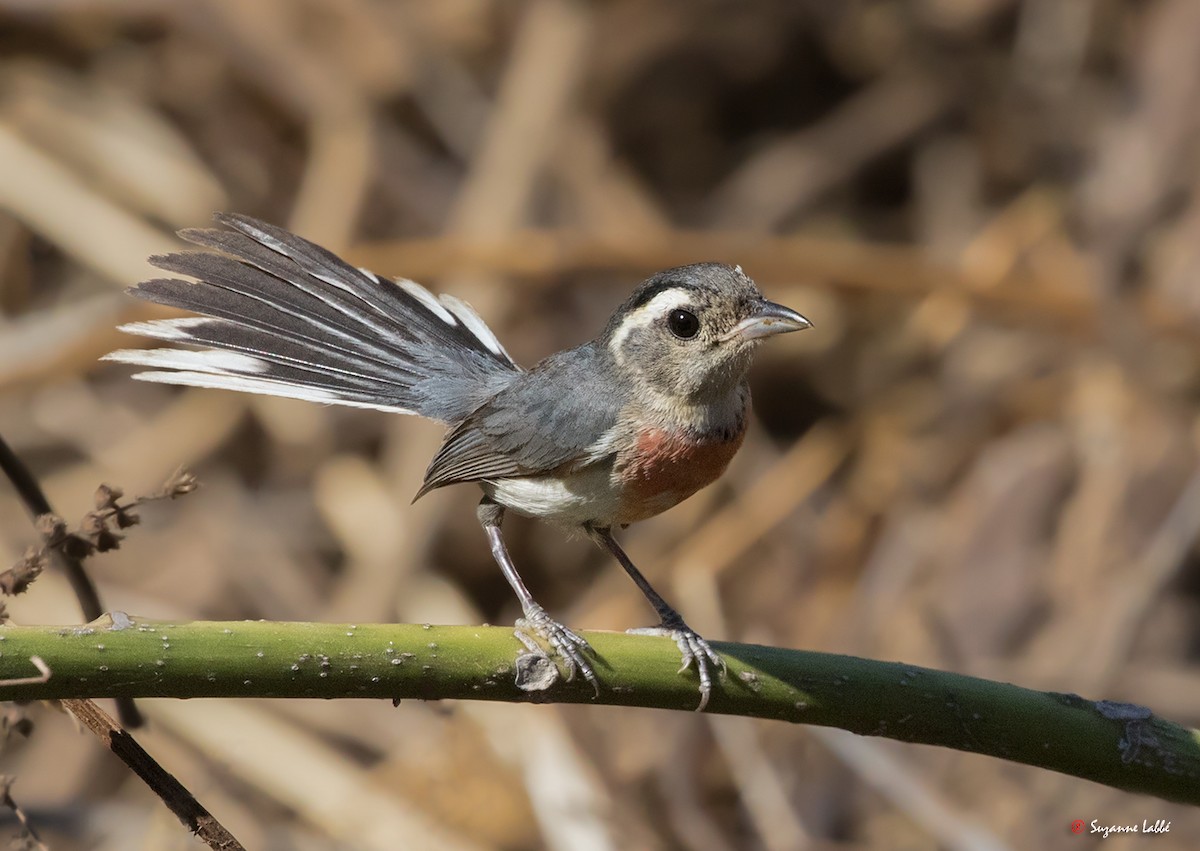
[1070,820,1085,834]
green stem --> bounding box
[1,616,1197,804]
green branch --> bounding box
[1,616,1197,805]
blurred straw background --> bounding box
[1,1,1198,848]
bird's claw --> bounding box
[515,606,599,695]
[628,620,726,711]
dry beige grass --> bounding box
[0,1,1198,848]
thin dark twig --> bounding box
[0,433,142,727]
[0,432,243,849]
[0,434,105,622]
[62,699,246,850]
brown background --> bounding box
[0,1,1198,848]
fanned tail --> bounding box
[104,213,520,422]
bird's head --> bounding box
[603,263,811,405]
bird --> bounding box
[104,213,811,710]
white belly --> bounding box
[483,466,625,527]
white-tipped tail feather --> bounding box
[395,278,457,326]
[123,370,416,413]
[109,213,521,423]
[104,346,270,376]
[435,293,512,361]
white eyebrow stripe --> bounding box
[635,289,697,316]
[607,288,696,363]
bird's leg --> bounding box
[478,498,597,692]
[586,525,725,711]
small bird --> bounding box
[105,214,811,710]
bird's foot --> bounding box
[514,605,598,695]
[628,618,726,711]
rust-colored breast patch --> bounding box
[615,423,746,524]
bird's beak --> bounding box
[723,300,812,342]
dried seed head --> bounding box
[0,550,45,596]
[163,468,198,498]
[93,484,124,510]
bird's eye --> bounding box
[667,309,700,339]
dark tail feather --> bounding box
[105,214,520,421]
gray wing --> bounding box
[416,344,625,497]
